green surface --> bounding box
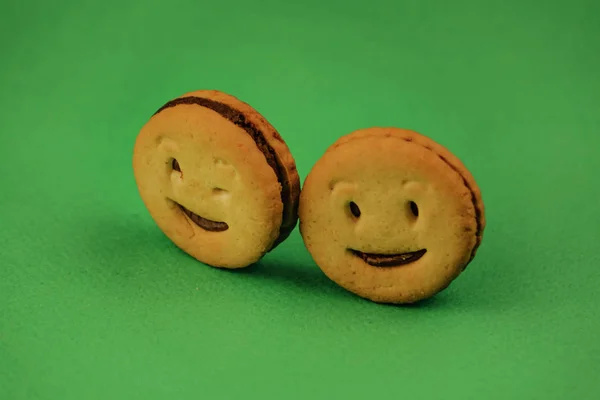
[1,0,599,399]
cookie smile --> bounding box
[349,248,427,267]
[177,203,229,232]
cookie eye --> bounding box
[212,187,228,195]
[171,158,181,172]
[409,201,419,217]
[349,201,361,218]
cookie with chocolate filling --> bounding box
[298,127,485,304]
[133,90,300,268]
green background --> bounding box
[1,0,599,399]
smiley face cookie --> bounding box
[299,127,485,304]
[133,90,300,268]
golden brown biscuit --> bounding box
[133,90,300,268]
[298,127,485,304]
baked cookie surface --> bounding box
[133,90,300,268]
[298,127,485,304]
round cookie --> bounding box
[298,127,485,304]
[133,89,300,268]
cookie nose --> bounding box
[172,177,204,202]
[355,213,414,242]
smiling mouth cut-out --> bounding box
[349,248,427,267]
[177,203,229,232]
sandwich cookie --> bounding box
[133,90,300,268]
[298,127,485,304]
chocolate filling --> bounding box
[154,96,291,246]
[350,248,427,267]
[435,153,483,262]
[178,204,229,232]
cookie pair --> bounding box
[133,90,486,304]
